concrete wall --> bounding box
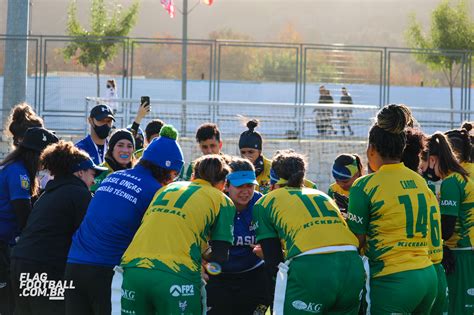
[0,134,369,192]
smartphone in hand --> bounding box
[140,96,150,107]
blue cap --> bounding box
[142,128,184,172]
[71,157,108,176]
[227,171,258,187]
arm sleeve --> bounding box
[253,198,279,242]
[208,240,231,264]
[72,189,92,230]
[440,177,461,217]
[210,198,236,243]
[7,169,31,201]
[347,185,370,235]
[441,214,457,241]
[11,199,32,231]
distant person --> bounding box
[76,104,115,165]
[180,123,223,181]
[314,85,335,136]
[105,79,119,114]
[339,87,354,136]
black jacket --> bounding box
[11,175,92,271]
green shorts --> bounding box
[430,263,448,315]
[446,250,474,315]
[280,251,365,315]
[369,265,437,315]
[121,267,202,315]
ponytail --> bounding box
[427,132,468,181]
[272,151,306,188]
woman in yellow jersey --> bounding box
[119,155,236,315]
[421,132,474,315]
[253,151,365,314]
[347,104,438,314]
[327,154,363,214]
[239,119,272,194]
[401,128,447,315]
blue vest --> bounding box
[67,165,162,267]
[0,161,31,242]
[221,191,263,273]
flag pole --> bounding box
[181,0,188,134]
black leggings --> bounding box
[64,263,114,315]
[206,265,271,315]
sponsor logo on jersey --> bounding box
[179,300,187,311]
[291,300,322,313]
[121,289,135,301]
[440,200,457,207]
[347,212,363,224]
[467,288,474,296]
[170,285,194,297]
[20,175,30,190]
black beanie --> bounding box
[107,129,135,154]
[239,120,262,150]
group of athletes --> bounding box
[0,101,473,315]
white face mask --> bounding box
[37,169,54,190]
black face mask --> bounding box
[422,166,441,182]
[93,123,112,140]
[254,155,264,177]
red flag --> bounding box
[202,0,214,5]
[160,0,175,18]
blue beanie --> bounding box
[142,125,184,172]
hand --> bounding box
[441,245,456,275]
[135,101,151,123]
[251,244,264,259]
[333,192,349,212]
[201,259,209,282]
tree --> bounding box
[64,0,139,97]
[405,0,474,111]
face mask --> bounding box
[93,123,112,139]
[38,170,54,190]
[422,166,441,182]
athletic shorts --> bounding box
[447,250,474,315]
[430,263,448,315]
[121,267,202,315]
[280,251,365,315]
[369,265,437,314]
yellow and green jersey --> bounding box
[303,178,318,190]
[439,172,474,249]
[121,179,236,282]
[461,162,474,181]
[134,148,144,160]
[256,156,272,194]
[253,187,358,260]
[327,182,349,199]
[90,160,113,193]
[347,163,435,278]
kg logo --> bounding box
[291,300,322,313]
[170,284,194,297]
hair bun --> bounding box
[462,122,473,132]
[247,119,259,132]
[376,104,410,134]
[159,125,178,140]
